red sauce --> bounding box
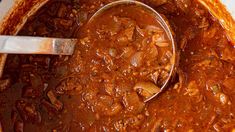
[0,0,234,131]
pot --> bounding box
[0,0,234,131]
[0,0,234,78]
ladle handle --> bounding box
[0,35,76,55]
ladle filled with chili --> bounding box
[86,0,177,102]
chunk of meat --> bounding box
[122,92,145,114]
[122,46,135,58]
[158,70,170,86]
[57,3,68,18]
[151,71,160,84]
[221,47,235,62]
[30,74,43,89]
[14,120,24,132]
[174,0,191,13]
[195,57,222,69]
[125,114,145,127]
[147,0,168,7]
[15,100,41,123]
[54,18,73,29]
[105,103,123,116]
[104,82,115,95]
[206,80,230,105]
[41,99,59,116]
[22,87,41,98]
[146,43,159,61]
[56,78,82,93]
[203,26,217,39]
[36,26,49,36]
[115,82,133,96]
[95,95,122,116]
[184,81,199,96]
[0,79,11,92]
[0,122,2,132]
[114,17,136,42]
[47,90,63,111]
[77,11,88,25]
[223,77,235,90]
[160,50,173,65]
[114,17,136,28]
[198,17,209,29]
[114,120,127,131]
[123,26,135,41]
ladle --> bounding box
[0,0,177,101]
[88,0,177,102]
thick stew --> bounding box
[0,0,235,131]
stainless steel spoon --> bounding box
[0,35,76,55]
[89,0,177,102]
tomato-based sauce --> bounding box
[0,0,234,131]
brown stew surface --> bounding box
[0,0,235,131]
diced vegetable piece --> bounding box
[151,71,160,84]
[206,80,221,95]
[109,48,117,57]
[136,25,145,37]
[146,25,163,34]
[152,34,169,47]
[211,85,221,95]
[219,93,229,105]
[134,82,161,98]
[130,52,144,67]
[155,42,169,47]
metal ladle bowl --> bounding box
[88,0,177,102]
